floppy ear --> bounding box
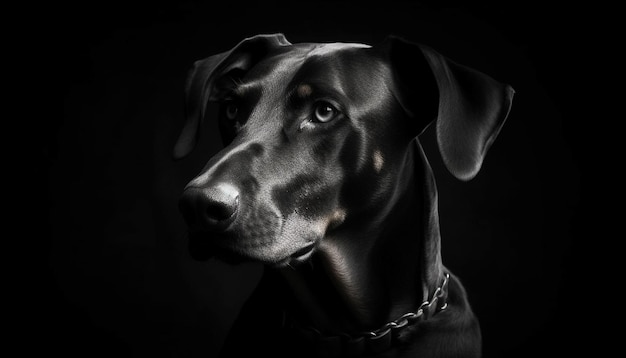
[383,36,514,181]
[173,33,291,159]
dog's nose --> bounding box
[179,183,240,232]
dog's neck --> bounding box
[278,140,444,334]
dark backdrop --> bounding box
[43,2,599,357]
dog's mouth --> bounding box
[187,231,317,267]
[273,242,317,267]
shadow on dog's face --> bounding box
[179,42,415,266]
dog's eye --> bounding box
[313,102,340,123]
[225,102,239,120]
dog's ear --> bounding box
[382,36,514,181]
[173,34,291,159]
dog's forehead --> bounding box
[306,42,372,55]
[246,42,372,80]
[243,41,379,98]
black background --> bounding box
[40,1,607,357]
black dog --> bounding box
[175,34,513,358]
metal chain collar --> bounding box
[365,272,450,338]
[290,273,450,357]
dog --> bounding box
[174,33,513,357]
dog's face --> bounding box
[176,34,513,266]
[179,42,415,266]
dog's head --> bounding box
[175,34,513,266]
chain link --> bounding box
[364,273,449,338]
